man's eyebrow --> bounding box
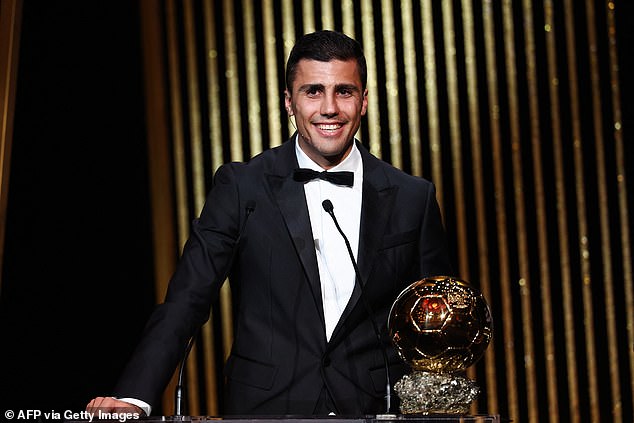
[335,83,361,92]
[296,83,361,93]
[298,83,325,92]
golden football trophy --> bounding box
[388,276,493,414]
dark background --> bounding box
[0,2,156,413]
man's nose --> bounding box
[320,93,338,117]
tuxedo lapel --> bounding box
[265,138,326,332]
[357,167,398,287]
[328,145,398,345]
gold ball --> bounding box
[388,276,493,373]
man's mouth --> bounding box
[316,123,343,132]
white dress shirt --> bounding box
[295,139,363,341]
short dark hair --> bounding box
[285,30,367,91]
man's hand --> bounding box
[86,397,144,415]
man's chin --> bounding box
[321,149,352,166]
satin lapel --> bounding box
[265,139,326,331]
[328,148,397,346]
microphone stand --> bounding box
[174,335,196,416]
[322,200,395,416]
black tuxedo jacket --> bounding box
[114,137,452,416]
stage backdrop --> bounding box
[136,1,632,422]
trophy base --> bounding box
[394,370,480,415]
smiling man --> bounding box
[87,30,452,417]
[286,59,367,168]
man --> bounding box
[87,30,452,416]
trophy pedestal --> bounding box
[394,371,480,415]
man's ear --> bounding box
[284,90,294,116]
[361,88,368,116]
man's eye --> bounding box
[338,89,353,96]
[306,87,320,96]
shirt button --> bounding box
[322,356,331,367]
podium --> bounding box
[70,415,504,423]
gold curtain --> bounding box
[139,1,633,421]
[0,0,23,292]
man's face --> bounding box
[285,59,368,169]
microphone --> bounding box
[174,200,256,416]
[321,199,394,415]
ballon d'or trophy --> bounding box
[388,276,493,415]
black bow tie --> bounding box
[293,168,354,187]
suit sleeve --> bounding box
[418,183,454,278]
[113,163,243,409]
